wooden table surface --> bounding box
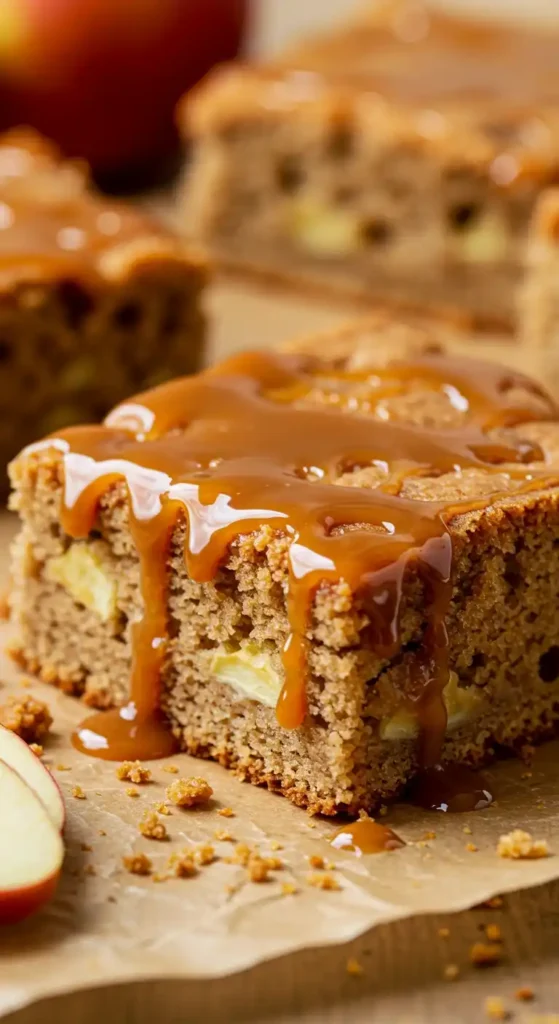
[6,881,559,1023]
[5,278,559,1024]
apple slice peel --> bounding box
[0,725,65,831]
[0,760,63,924]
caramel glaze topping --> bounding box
[0,132,175,289]
[27,348,559,768]
[0,193,164,287]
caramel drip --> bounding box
[409,763,493,813]
[29,348,558,763]
[331,819,405,855]
[73,503,178,761]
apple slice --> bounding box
[0,726,65,832]
[0,760,64,924]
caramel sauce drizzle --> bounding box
[0,195,160,284]
[331,819,405,855]
[28,349,557,764]
[0,133,168,287]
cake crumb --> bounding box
[80,843,92,852]
[443,964,459,981]
[214,829,234,842]
[379,804,388,817]
[270,840,283,851]
[515,986,534,1001]
[155,801,171,815]
[521,771,533,780]
[438,927,450,939]
[139,810,168,841]
[247,855,271,883]
[497,829,550,859]
[5,640,24,665]
[484,996,509,1020]
[98,830,106,837]
[346,957,363,977]
[422,831,437,841]
[282,882,297,896]
[72,785,86,800]
[56,764,71,771]
[123,853,152,876]
[470,942,502,966]
[485,924,502,942]
[224,843,251,867]
[162,764,179,774]
[466,842,478,852]
[152,872,170,884]
[308,854,325,869]
[307,872,341,891]
[116,761,151,785]
[166,777,213,808]
[19,678,31,689]
[168,850,198,878]
[264,855,283,871]
[126,787,139,798]
[0,695,52,743]
[217,806,235,818]
[463,825,473,835]
[194,843,216,866]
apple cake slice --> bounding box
[9,315,559,814]
[180,1,559,329]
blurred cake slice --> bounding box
[179,1,559,329]
[521,189,559,385]
[0,129,207,486]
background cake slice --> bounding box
[179,1,559,329]
[0,128,207,489]
[521,189,559,384]
[8,315,559,815]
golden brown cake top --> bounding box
[0,129,205,290]
[185,3,559,177]
[19,320,559,766]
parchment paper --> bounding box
[2,516,559,1019]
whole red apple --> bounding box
[0,0,246,184]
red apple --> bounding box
[0,0,246,182]
[0,759,63,924]
[0,725,65,832]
